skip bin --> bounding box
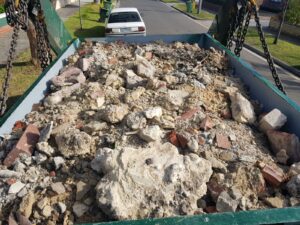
[186,0,193,13]
[0,34,300,225]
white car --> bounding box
[105,8,146,36]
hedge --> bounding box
[285,0,300,26]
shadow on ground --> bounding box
[74,26,105,38]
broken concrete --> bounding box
[95,143,212,219]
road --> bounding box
[120,0,300,105]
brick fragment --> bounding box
[12,121,26,131]
[177,134,188,148]
[6,178,16,185]
[49,171,56,177]
[178,108,200,120]
[220,108,232,119]
[215,133,231,149]
[204,206,217,213]
[108,57,118,65]
[257,162,285,187]
[168,131,179,147]
[4,124,40,167]
[198,136,206,145]
[168,131,188,148]
[200,116,214,131]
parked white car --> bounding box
[105,8,146,36]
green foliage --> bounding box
[64,3,105,38]
[174,3,215,20]
[285,0,300,25]
[246,28,300,70]
[0,5,5,14]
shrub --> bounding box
[285,0,300,25]
[0,5,4,14]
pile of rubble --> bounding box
[0,41,300,224]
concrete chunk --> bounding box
[259,109,287,133]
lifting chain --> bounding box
[253,7,286,94]
[0,0,52,116]
[226,0,286,95]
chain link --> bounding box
[253,7,286,94]
[0,0,53,116]
[225,1,286,94]
[234,7,252,57]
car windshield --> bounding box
[108,12,141,23]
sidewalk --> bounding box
[0,0,93,65]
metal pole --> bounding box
[79,0,83,30]
[197,0,202,14]
[273,0,289,44]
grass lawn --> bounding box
[64,3,106,38]
[161,0,180,3]
[245,28,300,70]
[0,49,42,110]
[174,3,215,20]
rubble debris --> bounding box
[266,130,300,163]
[73,202,89,218]
[230,92,256,124]
[51,66,86,87]
[95,143,212,219]
[143,107,162,119]
[8,181,25,194]
[0,41,299,224]
[286,175,300,197]
[55,128,92,157]
[19,191,35,218]
[51,182,66,195]
[289,162,300,176]
[259,109,287,133]
[264,197,284,208]
[276,149,289,165]
[138,125,162,142]
[4,124,40,167]
[101,104,129,124]
[216,191,239,212]
[126,112,147,130]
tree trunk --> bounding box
[27,19,39,66]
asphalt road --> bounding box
[120,0,300,105]
[121,0,207,35]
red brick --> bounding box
[215,133,231,149]
[204,206,217,213]
[12,121,27,132]
[49,171,56,177]
[168,131,188,148]
[6,178,16,185]
[177,134,188,148]
[258,162,285,187]
[168,131,179,147]
[3,124,40,167]
[198,136,206,145]
[200,116,214,131]
[220,108,232,119]
[145,52,153,60]
[108,57,118,65]
[178,108,200,120]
